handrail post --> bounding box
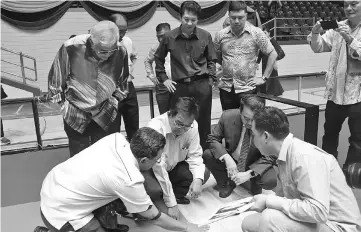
[33,59,38,81]
[304,105,319,145]
[274,18,277,40]
[149,89,155,118]
[32,98,43,150]
[19,52,26,84]
[298,76,302,113]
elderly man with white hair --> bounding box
[47,20,129,157]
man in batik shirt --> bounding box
[214,1,277,110]
[47,21,129,157]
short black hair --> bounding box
[229,1,248,12]
[180,1,201,18]
[240,94,265,113]
[69,35,77,39]
[156,22,171,32]
[168,97,199,120]
[109,13,128,26]
[130,127,166,159]
[253,106,290,140]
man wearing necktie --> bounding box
[203,94,277,198]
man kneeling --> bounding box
[204,95,277,198]
[39,128,206,232]
[243,107,361,232]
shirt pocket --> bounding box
[192,41,207,62]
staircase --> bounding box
[1,47,42,96]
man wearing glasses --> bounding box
[203,95,277,198]
[144,97,210,221]
[47,21,129,157]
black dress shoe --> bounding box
[176,197,190,204]
[33,226,49,232]
[219,181,236,198]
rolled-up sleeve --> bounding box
[266,153,330,224]
[185,124,205,181]
[307,30,333,53]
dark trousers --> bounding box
[170,78,212,150]
[322,100,361,165]
[1,119,4,137]
[143,161,211,200]
[115,81,139,141]
[219,87,257,111]
[155,83,171,114]
[203,149,277,192]
[64,120,118,157]
[41,210,106,232]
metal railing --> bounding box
[1,47,38,83]
[1,72,325,155]
[261,17,315,40]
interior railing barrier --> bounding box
[1,72,325,156]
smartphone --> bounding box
[320,20,338,30]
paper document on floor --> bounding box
[199,197,254,226]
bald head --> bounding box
[90,20,119,48]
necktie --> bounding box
[237,128,251,172]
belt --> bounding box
[175,74,208,84]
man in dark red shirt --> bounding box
[154,1,217,150]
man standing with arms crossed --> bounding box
[154,1,217,150]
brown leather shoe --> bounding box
[219,181,236,198]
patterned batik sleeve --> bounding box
[47,44,69,105]
[256,30,275,56]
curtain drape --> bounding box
[162,0,229,25]
[1,0,65,13]
[90,1,153,12]
[1,1,73,30]
[80,1,158,29]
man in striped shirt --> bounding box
[47,21,129,157]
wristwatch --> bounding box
[261,76,268,82]
[250,170,257,178]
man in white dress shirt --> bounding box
[242,107,361,232]
[144,97,210,221]
[38,128,207,232]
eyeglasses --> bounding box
[97,47,118,55]
[173,120,194,129]
[90,38,118,55]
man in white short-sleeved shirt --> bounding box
[39,127,205,232]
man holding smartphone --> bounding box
[307,0,361,168]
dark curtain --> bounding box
[80,1,158,29]
[1,1,73,30]
[162,1,229,25]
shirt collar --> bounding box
[176,25,199,40]
[228,21,252,36]
[163,113,173,135]
[114,133,140,170]
[277,133,293,162]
